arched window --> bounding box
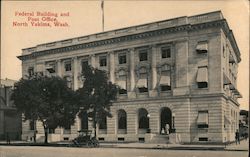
[138,108,149,129]
[118,109,127,129]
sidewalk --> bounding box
[0,139,248,151]
[101,139,249,151]
[224,139,249,151]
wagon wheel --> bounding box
[93,140,99,147]
[87,141,93,148]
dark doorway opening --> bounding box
[160,107,172,134]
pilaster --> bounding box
[109,51,115,83]
[56,59,62,77]
[128,48,136,98]
[90,54,96,68]
[149,45,158,97]
[73,57,78,90]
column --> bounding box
[56,60,62,77]
[90,54,96,68]
[73,57,78,91]
[109,51,115,83]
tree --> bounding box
[76,65,118,138]
[11,75,78,143]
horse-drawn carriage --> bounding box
[71,130,99,147]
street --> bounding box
[0,146,248,157]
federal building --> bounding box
[18,11,242,144]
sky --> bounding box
[1,0,249,110]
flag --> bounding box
[101,0,104,31]
[101,0,104,10]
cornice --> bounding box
[114,92,228,104]
[18,20,232,61]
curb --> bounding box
[0,143,248,151]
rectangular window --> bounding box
[119,54,127,64]
[199,137,208,141]
[64,125,71,134]
[81,60,88,72]
[197,82,208,88]
[139,50,148,61]
[196,41,208,53]
[65,62,71,72]
[29,120,35,130]
[98,137,105,141]
[118,137,125,141]
[28,67,34,77]
[46,63,56,73]
[159,74,171,91]
[137,78,148,93]
[117,80,127,94]
[197,66,208,88]
[99,56,107,67]
[197,111,209,128]
[49,128,55,134]
[161,85,171,91]
[161,47,171,58]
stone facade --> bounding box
[18,11,241,143]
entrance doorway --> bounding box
[160,107,172,134]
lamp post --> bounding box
[172,113,175,133]
[147,114,151,133]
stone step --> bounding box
[146,133,181,144]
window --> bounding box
[199,137,208,141]
[49,128,55,134]
[161,47,171,58]
[119,54,126,64]
[28,67,34,77]
[118,110,127,130]
[137,79,148,93]
[198,82,208,88]
[81,60,88,72]
[196,66,208,88]
[65,62,71,72]
[159,73,171,91]
[64,125,71,134]
[118,138,125,141]
[139,50,148,61]
[46,63,55,73]
[161,85,171,91]
[196,41,208,53]
[138,108,149,129]
[29,120,35,130]
[197,111,208,128]
[99,56,107,67]
[99,116,107,129]
[117,80,127,94]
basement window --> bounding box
[199,137,208,141]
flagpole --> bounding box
[101,0,104,32]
